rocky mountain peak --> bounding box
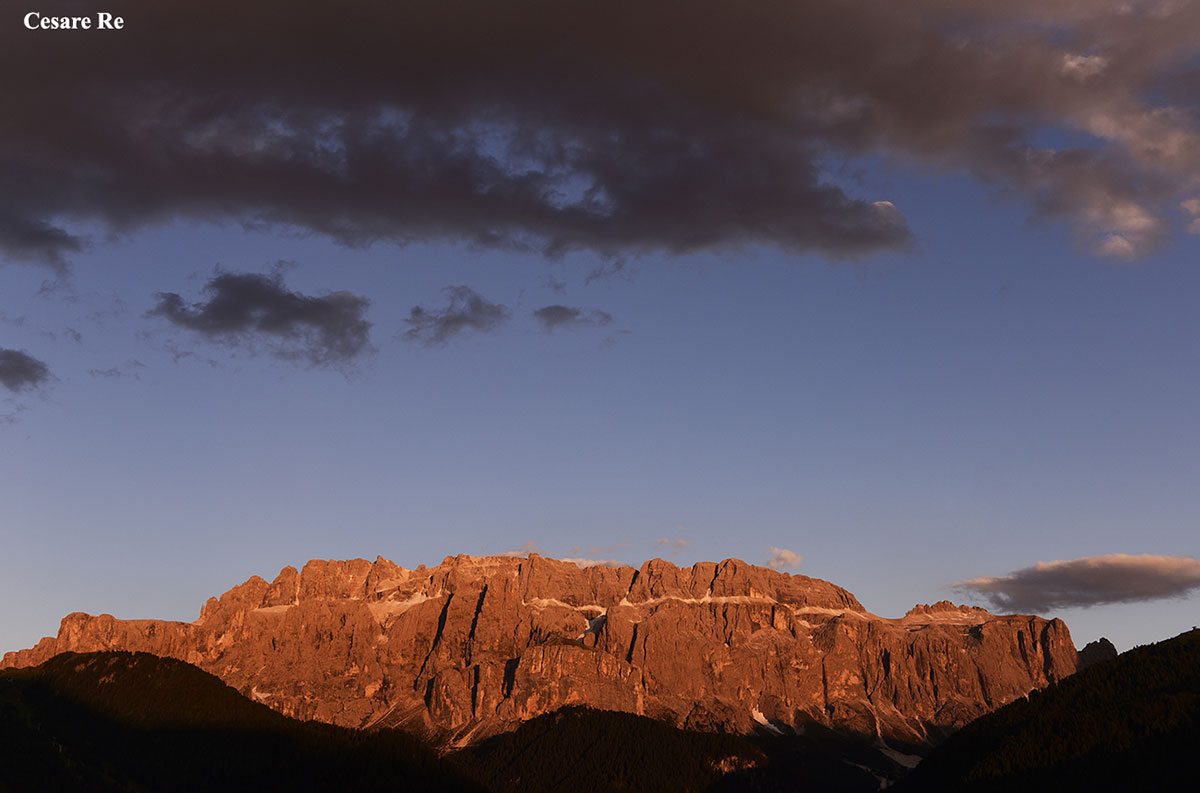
[1076,637,1119,670]
[903,601,993,622]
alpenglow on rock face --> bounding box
[1,555,1078,744]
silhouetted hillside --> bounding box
[0,651,484,793]
[450,706,910,793]
[894,629,1200,793]
[450,706,763,793]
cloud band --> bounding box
[954,554,1200,613]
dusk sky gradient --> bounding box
[3,0,1200,655]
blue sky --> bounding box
[3,1,1200,655]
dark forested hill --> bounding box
[28,634,1190,793]
[0,651,483,793]
[449,706,910,793]
[894,628,1200,793]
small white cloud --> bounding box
[1061,53,1108,80]
[1094,232,1137,259]
[561,558,623,569]
[1077,196,1166,259]
[766,547,802,571]
[498,540,541,558]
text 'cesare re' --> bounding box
[24,12,125,30]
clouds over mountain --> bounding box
[767,547,802,571]
[955,554,1200,613]
[150,271,372,367]
[7,1,1197,268]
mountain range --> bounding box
[4,629,1193,792]
[3,554,1080,748]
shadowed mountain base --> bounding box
[450,706,915,793]
[893,629,1200,793]
[0,651,484,793]
[10,637,1196,793]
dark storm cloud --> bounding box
[0,0,922,270]
[0,215,85,272]
[5,1,1200,268]
[150,271,372,367]
[532,305,614,331]
[0,348,51,392]
[403,286,510,345]
[954,554,1200,613]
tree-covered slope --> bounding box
[450,706,908,793]
[894,628,1200,793]
[0,651,484,793]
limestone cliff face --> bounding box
[1,556,1077,745]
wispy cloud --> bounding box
[402,286,510,345]
[766,547,802,571]
[656,537,691,557]
[150,270,372,368]
[586,540,631,556]
[498,541,542,558]
[88,361,147,380]
[584,259,634,286]
[953,554,1200,613]
[532,304,614,332]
